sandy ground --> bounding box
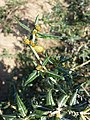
[0,0,62,69]
[0,0,62,101]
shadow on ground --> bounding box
[12,18,35,37]
[0,18,36,102]
[0,46,35,102]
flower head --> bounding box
[36,65,46,72]
[30,41,36,47]
[24,39,30,45]
[32,29,37,35]
[35,24,41,31]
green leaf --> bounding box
[24,70,39,86]
[2,115,17,120]
[42,57,50,66]
[16,93,28,118]
[35,15,39,25]
[41,116,47,120]
[46,89,55,106]
[37,32,61,39]
[49,77,57,84]
[57,84,67,94]
[31,105,50,119]
[58,94,69,108]
[46,71,65,80]
[17,21,31,32]
[35,109,45,118]
[70,89,78,106]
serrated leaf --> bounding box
[18,21,31,32]
[24,70,39,86]
[46,71,65,80]
[46,89,55,106]
[16,93,28,118]
[70,89,78,106]
[42,57,50,66]
[58,94,69,108]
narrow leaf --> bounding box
[58,94,69,108]
[46,71,65,80]
[46,89,55,106]
[24,70,39,86]
[35,15,39,25]
[16,93,28,118]
[80,114,87,120]
[70,89,78,106]
[42,57,50,66]
[37,33,61,39]
[35,109,45,117]
[18,21,31,32]
[2,115,17,120]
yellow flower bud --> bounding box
[35,24,41,31]
[56,112,61,118]
[36,65,43,71]
[36,65,46,72]
[33,45,44,53]
[32,29,37,35]
[30,41,36,47]
[24,39,36,47]
[24,39,30,44]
